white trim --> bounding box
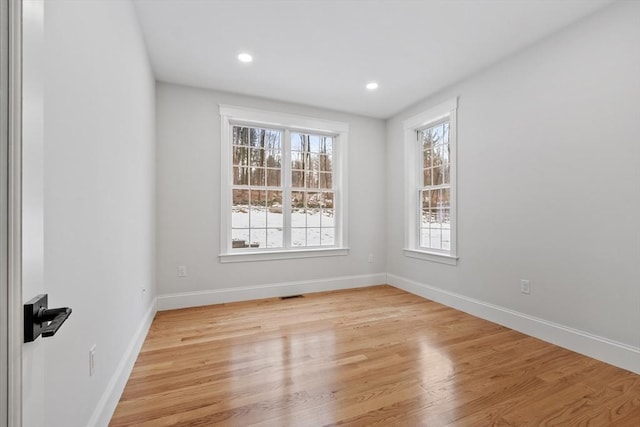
[403,249,458,265]
[219,247,349,263]
[403,97,458,130]
[219,105,349,133]
[387,273,640,375]
[86,299,157,427]
[7,0,22,424]
[157,273,386,311]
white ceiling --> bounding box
[133,0,614,118]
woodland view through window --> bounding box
[419,121,451,251]
[219,105,348,261]
[231,127,335,249]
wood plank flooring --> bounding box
[110,285,640,426]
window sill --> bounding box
[219,247,350,263]
[403,249,458,265]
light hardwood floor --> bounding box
[110,285,640,426]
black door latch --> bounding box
[24,294,72,343]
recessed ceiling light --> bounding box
[366,82,379,90]
[238,53,253,63]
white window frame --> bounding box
[219,105,349,263]
[403,98,458,265]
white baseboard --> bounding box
[387,273,640,375]
[87,298,157,427]
[157,273,387,311]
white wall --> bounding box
[34,1,156,426]
[386,1,640,367]
[156,83,386,306]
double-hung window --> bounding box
[403,98,458,265]
[219,106,348,262]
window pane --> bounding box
[233,167,249,186]
[306,171,319,189]
[430,189,440,207]
[309,135,320,152]
[306,197,321,227]
[267,191,282,228]
[307,228,321,246]
[322,138,333,155]
[266,168,281,187]
[265,150,281,168]
[422,132,433,152]
[442,141,450,164]
[292,228,305,246]
[291,151,304,169]
[430,228,442,250]
[233,127,250,146]
[421,208,429,226]
[309,153,321,172]
[422,190,431,211]
[321,209,334,227]
[442,164,450,185]
[250,229,266,249]
[291,190,305,209]
[428,209,440,226]
[232,229,250,248]
[423,168,432,187]
[250,148,264,167]
[423,149,432,169]
[441,208,451,225]
[292,170,304,188]
[443,123,449,144]
[321,192,334,208]
[266,228,283,248]
[420,228,430,248]
[321,228,335,246]
[264,130,281,151]
[319,173,332,189]
[442,229,451,250]
[233,146,248,166]
[440,188,450,208]
[250,190,266,227]
[431,124,444,146]
[291,133,304,152]
[433,144,444,168]
[320,155,332,172]
[249,167,264,186]
[232,189,250,228]
[249,128,264,148]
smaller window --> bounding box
[403,98,458,265]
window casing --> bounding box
[219,106,349,262]
[403,98,458,265]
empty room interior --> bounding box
[16,0,640,426]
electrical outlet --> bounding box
[520,279,531,295]
[89,345,96,376]
[177,265,187,277]
[368,254,374,263]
